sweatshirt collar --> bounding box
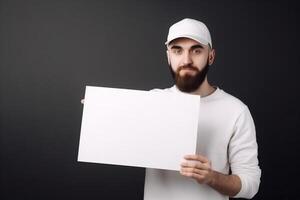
[170,85,220,101]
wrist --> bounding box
[208,170,218,186]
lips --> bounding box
[181,68,197,71]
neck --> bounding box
[190,78,216,97]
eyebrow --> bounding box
[170,44,204,50]
[170,45,182,50]
[190,44,204,49]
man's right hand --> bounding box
[81,99,85,104]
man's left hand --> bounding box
[180,154,215,185]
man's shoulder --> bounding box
[218,89,249,115]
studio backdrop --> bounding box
[1,0,299,199]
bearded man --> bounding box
[143,18,261,200]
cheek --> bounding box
[170,63,178,71]
[194,56,209,68]
[199,60,208,67]
[169,56,181,71]
[168,61,177,72]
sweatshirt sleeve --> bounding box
[229,106,261,199]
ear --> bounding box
[208,49,216,66]
[166,50,170,65]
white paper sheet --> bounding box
[78,86,200,171]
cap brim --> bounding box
[165,35,210,47]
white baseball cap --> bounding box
[165,18,212,48]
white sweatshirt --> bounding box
[144,85,261,200]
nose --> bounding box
[181,51,192,66]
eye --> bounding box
[172,49,182,55]
[193,48,202,54]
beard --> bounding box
[169,59,210,93]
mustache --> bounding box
[177,65,199,72]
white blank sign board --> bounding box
[78,86,200,171]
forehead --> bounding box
[168,37,208,49]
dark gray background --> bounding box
[1,0,299,199]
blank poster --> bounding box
[78,86,200,171]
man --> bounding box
[143,18,261,200]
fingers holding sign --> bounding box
[180,154,215,185]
